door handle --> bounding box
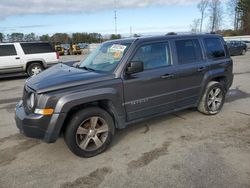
[197,67,206,72]
[161,74,174,79]
[15,57,20,60]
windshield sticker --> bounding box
[114,51,122,59]
[109,44,127,52]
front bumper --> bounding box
[15,101,66,143]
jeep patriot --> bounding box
[15,34,233,157]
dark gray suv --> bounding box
[15,34,233,157]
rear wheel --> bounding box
[27,63,44,77]
[198,81,226,115]
[64,107,115,157]
[241,49,246,55]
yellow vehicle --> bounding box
[54,44,65,56]
[69,43,82,55]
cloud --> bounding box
[0,0,200,18]
[0,25,49,32]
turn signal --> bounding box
[34,108,54,115]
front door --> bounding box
[122,41,177,121]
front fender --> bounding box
[54,88,122,114]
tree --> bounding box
[24,33,36,42]
[8,33,24,42]
[227,0,240,30]
[198,0,209,32]
[133,34,141,37]
[50,33,70,44]
[208,0,223,32]
[72,32,102,43]
[40,34,50,42]
[0,33,4,42]
[110,34,121,40]
[237,0,250,34]
[190,19,201,32]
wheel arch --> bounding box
[60,99,122,136]
[25,60,45,72]
[198,72,228,105]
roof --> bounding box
[106,33,222,44]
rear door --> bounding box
[122,41,177,121]
[173,38,209,109]
[0,44,22,74]
[20,43,58,66]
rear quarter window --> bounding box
[175,39,203,64]
[20,43,55,54]
[0,45,17,56]
[204,38,225,59]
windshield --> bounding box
[79,42,131,73]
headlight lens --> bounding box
[28,93,35,109]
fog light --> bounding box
[34,108,54,115]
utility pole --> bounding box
[114,0,118,34]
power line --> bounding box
[114,0,117,34]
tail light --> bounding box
[56,52,59,59]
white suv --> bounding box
[0,42,59,77]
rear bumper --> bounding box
[15,101,66,143]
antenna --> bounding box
[114,0,117,34]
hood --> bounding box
[26,63,113,93]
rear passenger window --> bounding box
[21,43,55,54]
[204,38,225,59]
[132,42,171,70]
[175,39,203,64]
[0,45,17,56]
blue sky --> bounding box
[0,0,228,36]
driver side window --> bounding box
[132,42,171,70]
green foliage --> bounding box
[39,34,50,42]
[7,33,24,42]
[3,32,120,43]
[0,33,4,42]
[110,34,121,40]
[133,34,141,37]
[237,0,250,34]
[24,33,36,42]
[72,32,102,43]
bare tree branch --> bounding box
[197,0,209,32]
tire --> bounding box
[64,107,115,158]
[198,81,226,115]
[27,63,44,77]
[241,49,246,55]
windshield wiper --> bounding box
[79,66,96,72]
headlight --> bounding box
[28,93,35,109]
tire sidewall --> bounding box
[65,107,115,158]
[204,83,225,115]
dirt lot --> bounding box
[0,53,250,188]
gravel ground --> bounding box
[0,53,249,188]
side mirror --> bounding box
[126,61,144,75]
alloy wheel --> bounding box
[75,116,109,151]
[207,87,223,112]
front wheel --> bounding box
[198,81,226,115]
[64,107,115,157]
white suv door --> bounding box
[0,44,22,74]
